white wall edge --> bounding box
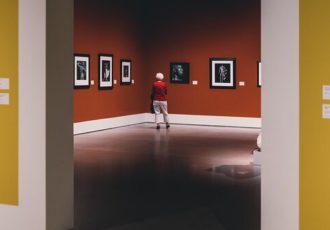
[261,0,299,229]
[74,113,261,135]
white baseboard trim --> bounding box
[144,113,261,128]
[74,114,146,135]
[74,113,261,135]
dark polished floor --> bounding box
[74,124,260,230]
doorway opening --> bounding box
[73,0,261,229]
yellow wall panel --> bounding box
[0,0,18,205]
[300,0,330,229]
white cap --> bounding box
[155,73,164,80]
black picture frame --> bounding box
[170,62,190,84]
[120,59,132,85]
[98,54,113,89]
[74,54,90,89]
[257,61,262,87]
[209,58,236,89]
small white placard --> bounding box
[239,81,245,86]
[132,79,135,84]
[192,80,198,85]
[0,78,10,90]
[323,104,330,119]
[323,85,330,100]
[90,80,95,85]
[0,93,9,105]
[114,80,117,85]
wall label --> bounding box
[322,104,330,119]
[0,78,10,90]
[0,93,9,105]
[323,85,330,100]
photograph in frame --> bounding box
[120,59,132,85]
[74,54,90,88]
[99,54,113,89]
[209,58,236,89]
[257,61,261,87]
[170,62,190,84]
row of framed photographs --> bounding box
[74,54,131,89]
[74,55,262,89]
[171,58,262,88]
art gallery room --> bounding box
[5,0,330,230]
[74,0,261,229]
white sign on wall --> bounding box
[323,85,330,100]
[322,104,330,119]
[0,78,9,90]
[0,93,9,105]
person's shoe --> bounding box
[166,124,170,129]
[156,125,160,129]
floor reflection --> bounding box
[74,124,261,230]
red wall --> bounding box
[74,0,261,122]
[143,0,261,117]
[74,0,148,122]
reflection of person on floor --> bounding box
[151,73,170,129]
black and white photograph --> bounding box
[257,61,261,87]
[120,59,132,85]
[74,54,90,88]
[170,62,190,84]
[99,54,113,89]
[209,58,236,89]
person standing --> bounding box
[151,73,170,129]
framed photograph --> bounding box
[74,54,90,88]
[257,61,262,87]
[120,59,132,85]
[170,62,190,84]
[98,54,113,89]
[209,58,236,89]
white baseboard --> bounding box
[74,113,261,135]
[74,114,146,135]
[144,113,261,128]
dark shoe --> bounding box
[156,125,160,129]
[166,124,170,129]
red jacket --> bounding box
[152,81,167,101]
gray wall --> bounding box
[46,0,74,229]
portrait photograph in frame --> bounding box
[209,58,236,89]
[257,61,262,87]
[74,54,90,88]
[98,54,113,89]
[170,62,190,84]
[120,59,132,85]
